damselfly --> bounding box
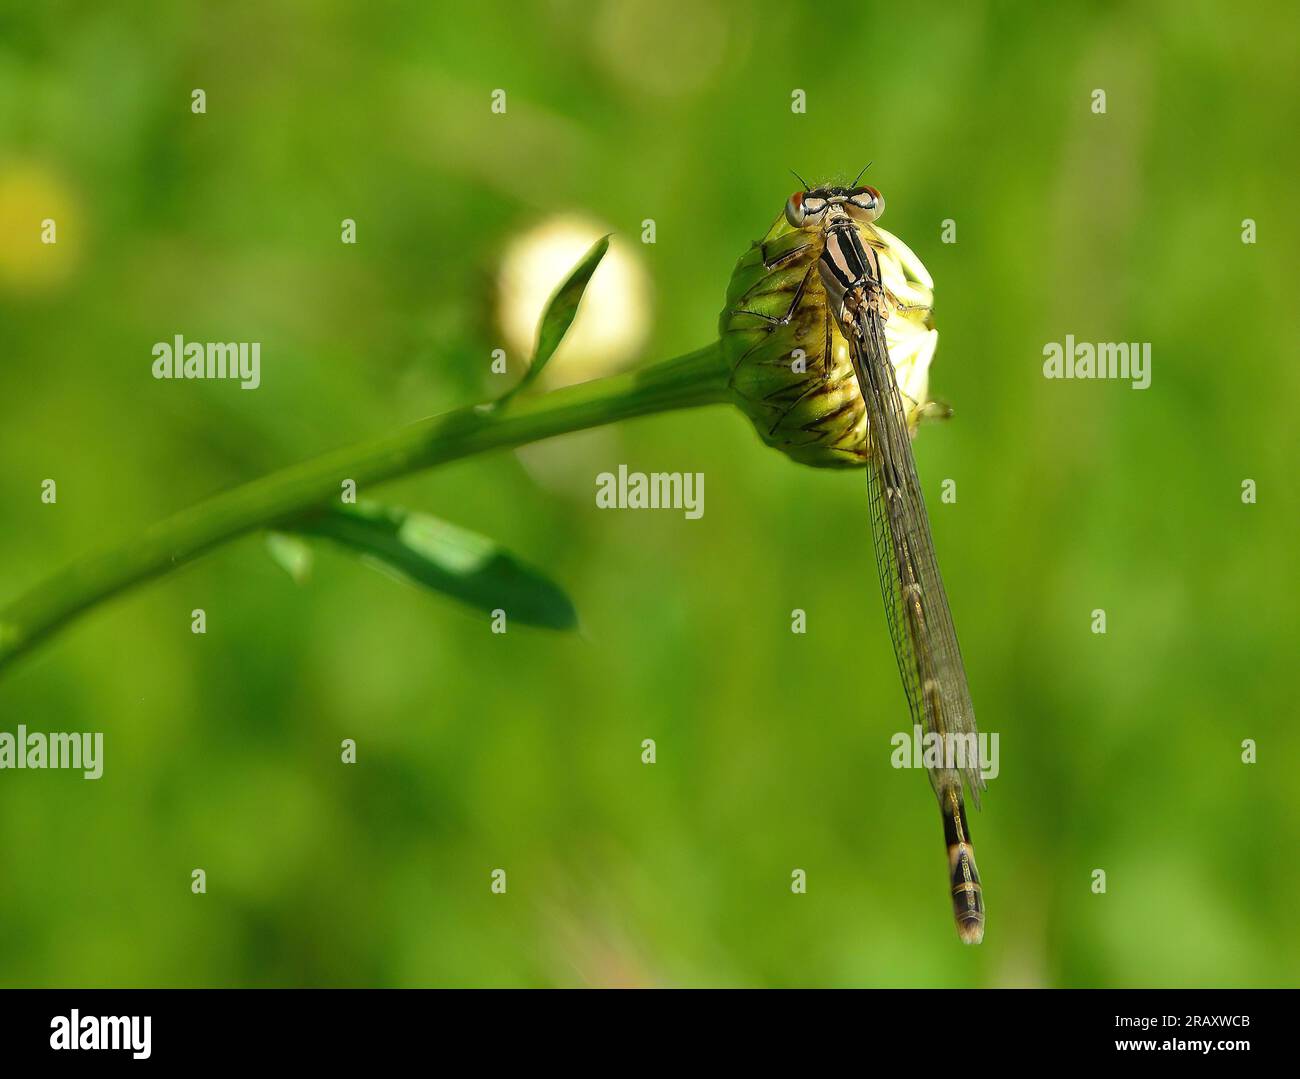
[720,176,985,944]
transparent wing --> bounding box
[848,305,983,804]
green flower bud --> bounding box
[719,213,938,468]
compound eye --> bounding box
[800,196,829,222]
[848,185,884,221]
[784,191,806,228]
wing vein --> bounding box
[846,303,982,803]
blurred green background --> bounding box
[1,0,1297,987]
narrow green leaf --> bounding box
[511,234,610,397]
[288,504,577,631]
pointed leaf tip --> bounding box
[265,531,314,585]
[519,233,610,393]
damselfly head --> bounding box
[784,185,884,229]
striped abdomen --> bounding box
[942,786,984,944]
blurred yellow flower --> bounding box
[0,161,82,293]
[496,215,651,389]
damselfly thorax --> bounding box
[720,197,940,468]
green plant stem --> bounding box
[0,342,731,675]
